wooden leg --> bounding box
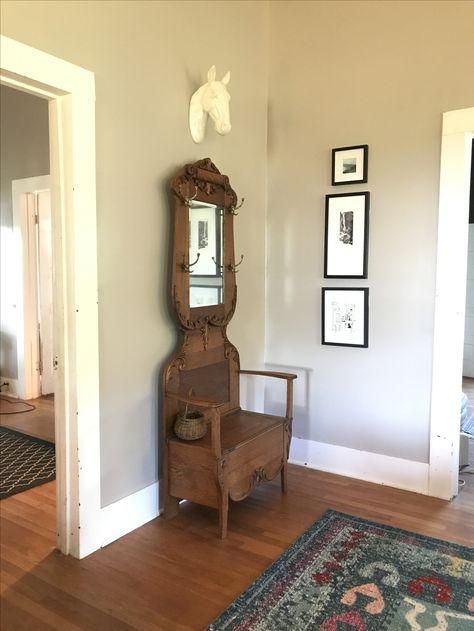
[163,495,180,519]
[281,461,288,493]
[218,491,229,539]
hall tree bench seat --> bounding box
[162,159,296,538]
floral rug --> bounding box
[206,510,474,630]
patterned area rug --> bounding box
[0,426,55,499]
[206,511,474,630]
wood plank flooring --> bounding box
[0,395,55,444]
[1,464,473,630]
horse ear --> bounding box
[207,66,216,82]
[221,71,230,86]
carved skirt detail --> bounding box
[228,459,284,502]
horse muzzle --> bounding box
[216,121,231,136]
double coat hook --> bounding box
[227,254,244,273]
[178,184,198,207]
[228,197,245,216]
[181,253,200,272]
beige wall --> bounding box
[0,0,269,506]
[267,0,474,462]
[2,0,473,508]
[0,86,50,379]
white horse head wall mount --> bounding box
[189,66,231,144]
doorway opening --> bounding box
[13,177,54,400]
[459,138,474,491]
[1,34,100,558]
[430,107,474,500]
[0,87,56,494]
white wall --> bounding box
[0,85,50,382]
[267,1,474,470]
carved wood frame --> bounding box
[169,158,238,330]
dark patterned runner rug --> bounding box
[0,426,55,499]
[206,510,474,630]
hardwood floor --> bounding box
[1,464,473,630]
[0,395,55,444]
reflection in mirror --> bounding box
[189,201,224,307]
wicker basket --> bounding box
[174,411,207,441]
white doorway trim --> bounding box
[12,175,51,401]
[429,107,474,499]
[1,35,101,558]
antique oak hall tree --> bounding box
[162,159,296,537]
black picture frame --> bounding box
[321,287,369,348]
[324,192,370,279]
[332,144,368,185]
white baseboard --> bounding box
[100,481,160,548]
[289,437,430,495]
[98,439,430,549]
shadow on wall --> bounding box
[240,363,313,433]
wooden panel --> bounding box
[168,442,218,508]
[225,426,284,500]
[227,455,283,502]
[167,410,284,455]
[225,426,283,472]
[183,347,224,371]
[220,410,283,453]
[179,361,229,403]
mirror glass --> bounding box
[189,200,224,307]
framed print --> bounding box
[324,192,369,278]
[189,202,223,276]
[332,144,368,185]
[322,287,369,348]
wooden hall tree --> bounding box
[162,159,296,537]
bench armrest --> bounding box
[239,370,296,381]
[239,370,296,419]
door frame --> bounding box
[429,107,474,499]
[1,35,101,558]
[12,175,51,401]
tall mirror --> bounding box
[189,200,224,307]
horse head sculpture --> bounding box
[189,66,231,143]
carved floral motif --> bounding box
[200,324,209,350]
[171,159,237,212]
[229,460,284,502]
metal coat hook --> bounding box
[212,256,223,269]
[178,183,198,207]
[181,253,200,272]
[227,254,244,273]
[229,197,245,216]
